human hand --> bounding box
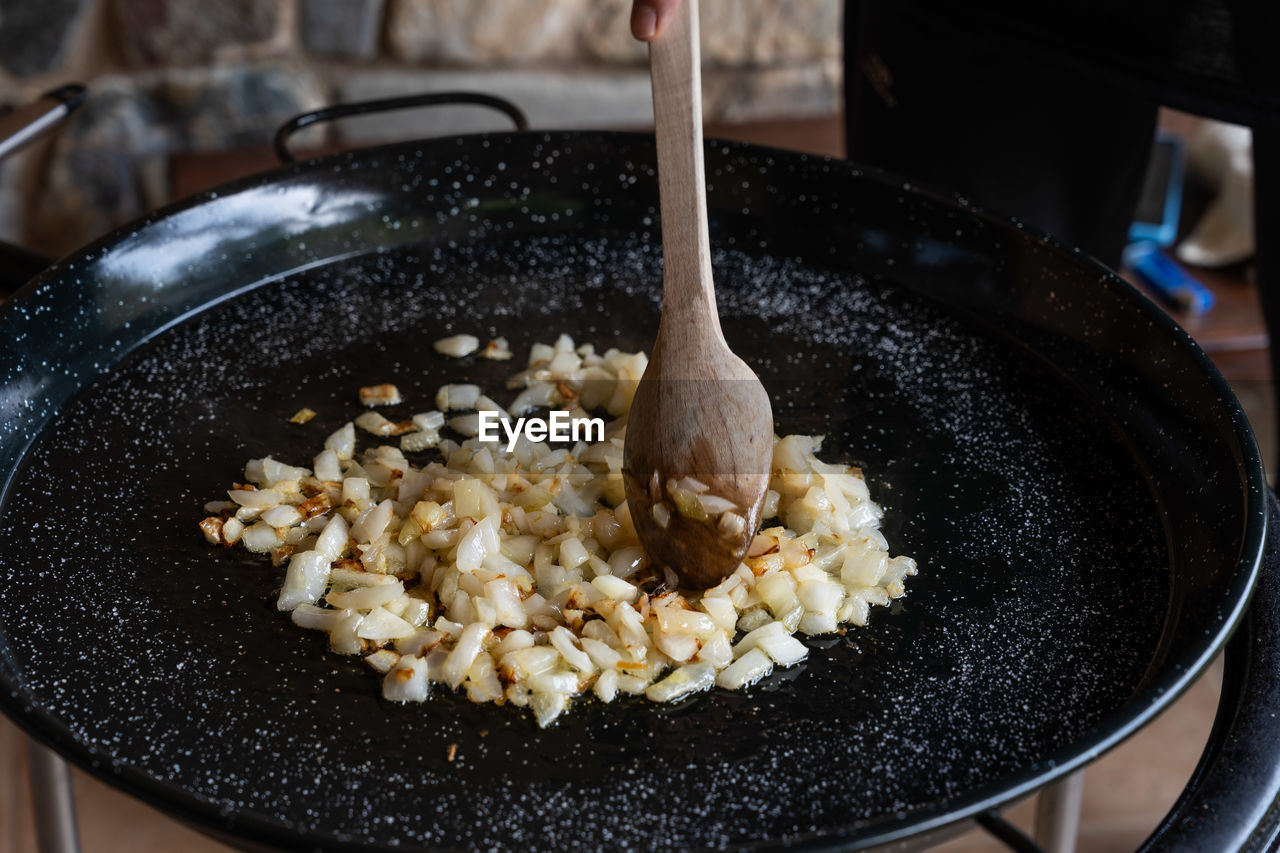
[630,0,683,41]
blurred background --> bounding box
[0,0,840,256]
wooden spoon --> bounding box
[623,0,774,589]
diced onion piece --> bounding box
[698,493,737,516]
[481,337,513,360]
[700,597,737,632]
[697,631,733,668]
[842,547,888,587]
[606,545,646,579]
[351,499,394,543]
[261,505,302,528]
[329,612,364,654]
[199,516,224,545]
[402,598,432,627]
[314,514,349,561]
[228,488,283,509]
[221,516,244,544]
[291,603,344,631]
[241,521,282,553]
[591,574,638,601]
[529,691,568,728]
[579,637,622,670]
[289,408,316,424]
[733,620,787,658]
[434,334,480,358]
[443,622,490,688]
[718,511,747,540]
[330,566,399,588]
[355,411,394,436]
[645,662,715,703]
[549,627,594,674]
[357,607,415,641]
[342,477,370,504]
[509,382,556,415]
[365,649,401,673]
[401,430,439,452]
[328,583,402,610]
[325,422,355,460]
[455,515,500,574]
[382,656,430,702]
[278,551,330,611]
[594,669,619,702]
[449,414,480,436]
[670,488,707,521]
[757,573,800,617]
[413,411,446,431]
[485,578,528,629]
[436,383,481,411]
[528,670,578,694]
[262,457,310,485]
[501,646,559,681]
[672,476,709,494]
[359,383,403,407]
[797,578,843,614]
[454,479,500,520]
[757,633,809,666]
[798,610,838,636]
[396,629,445,656]
[559,537,589,570]
[313,449,342,482]
[651,503,671,530]
[716,648,774,690]
[655,606,716,637]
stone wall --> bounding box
[0,0,842,256]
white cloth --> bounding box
[1177,120,1254,268]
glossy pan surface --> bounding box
[0,132,1265,850]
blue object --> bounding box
[1128,133,1186,248]
[1124,241,1215,314]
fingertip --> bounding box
[631,5,658,40]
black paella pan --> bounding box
[0,96,1269,851]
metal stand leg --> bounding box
[1034,770,1085,853]
[24,737,80,853]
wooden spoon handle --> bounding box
[648,0,722,344]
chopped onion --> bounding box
[382,656,430,702]
[199,333,916,727]
[434,334,480,358]
[277,551,330,611]
[359,383,403,407]
[436,383,481,411]
[357,607,415,641]
[716,648,773,690]
[645,662,715,703]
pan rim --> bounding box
[0,129,1267,851]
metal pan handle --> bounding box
[272,91,529,164]
[1140,490,1280,851]
[0,85,86,297]
[0,83,86,162]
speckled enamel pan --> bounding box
[0,132,1266,851]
